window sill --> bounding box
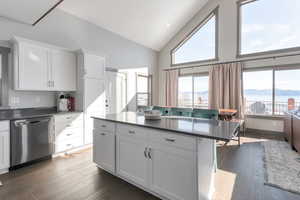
[245,114,285,120]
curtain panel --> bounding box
[166,69,179,107]
[208,62,244,118]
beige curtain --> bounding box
[166,69,179,107]
[208,62,244,118]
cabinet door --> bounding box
[148,144,197,200]
[84,54,105,79]
[51,50,77,91]
[93,131,115,173]
[116,135,148,188]
[18,43,49,90]
[0,131,10,171]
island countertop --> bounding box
[91,112,240,142]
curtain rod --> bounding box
[163,52,300,71]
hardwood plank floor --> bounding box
[1,132,300,200]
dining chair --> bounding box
[192,108,219,119]
[169,107,193,117]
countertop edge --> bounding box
[92,116,233,142]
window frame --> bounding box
[243,65,300,117]
[237,0,300,58]
[136,73,152,106]
[171,7,219,66]
[177,72,209,108]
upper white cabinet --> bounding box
[82,53,105,80]
[18,42,49,90]
[51,50,77,91]
[13,37,77,91]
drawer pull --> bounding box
[66,125,71,127]
[100,133,106,136]
[165,138,176,142]
[101,125,107,128]
[66,133,72,136]
[128,130,135,134]
[66,117,72,120]
[148,148,152,159]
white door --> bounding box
[148,144,198,200]
[18,42,49,90]
[84,54,105,79]
[84,78,106,144]
[0,131,10,171]
[51,50,76,91]
[105,71,127,114]
[116,135,148,188]
[93,130,115,173]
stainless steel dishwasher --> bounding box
[10,116,54,168]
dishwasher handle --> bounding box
[14,118,51,127]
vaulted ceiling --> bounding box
[0,0,209,51]
[59,0,209,51]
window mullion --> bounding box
[192,75,195,108]
[272,69,275,115]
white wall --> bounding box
[158,0,300,132]
[0,9,158,108]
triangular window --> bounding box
[171,9,218,65]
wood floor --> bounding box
[1,132,300,200]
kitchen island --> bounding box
[91,112,239,200]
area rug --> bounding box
[263,140,300,194]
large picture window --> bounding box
[171,8,218,65]
[238,0,300,56]
[178,74,208,108]
[244,67,300,116]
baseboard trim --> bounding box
[246,128,284,135]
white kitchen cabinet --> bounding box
[13,37,77,91]
[50,50,77,91]
[116,134,148,188]
[17,42,49,90]
[54,113,84,154]
[148,144,197,200]
[0,121,10,174]
[93,130,115,173]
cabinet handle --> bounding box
[66,117,72,120]
[52,81,55,87]
[165,138,176,142]
[66,133,72,136]
[144,147,148,158]
[100,133,106,136]
[47,81,51,87]
[148,148,152,159]
[101,125,106,128]
[128,130,135,134]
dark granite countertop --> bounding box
[0,107,82,121]
[92,112,240,141]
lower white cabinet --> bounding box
[93,119,215,200]
[93,130,115,173]
[54,113,84,153]
[0,121,10,174]
[148,144,197,200]
[116,135,148,188]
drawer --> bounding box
[0,121,9,132]
[55,113,83,125]
[55,136,84,153]
[56,127,84,142]
[55,120,83,134]
[94,119,115,133]
[116,124,147,140]
[150,130,196,151]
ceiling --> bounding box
[0,0,61,24]
[59,0,209,51]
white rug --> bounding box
[263,141,300,194]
